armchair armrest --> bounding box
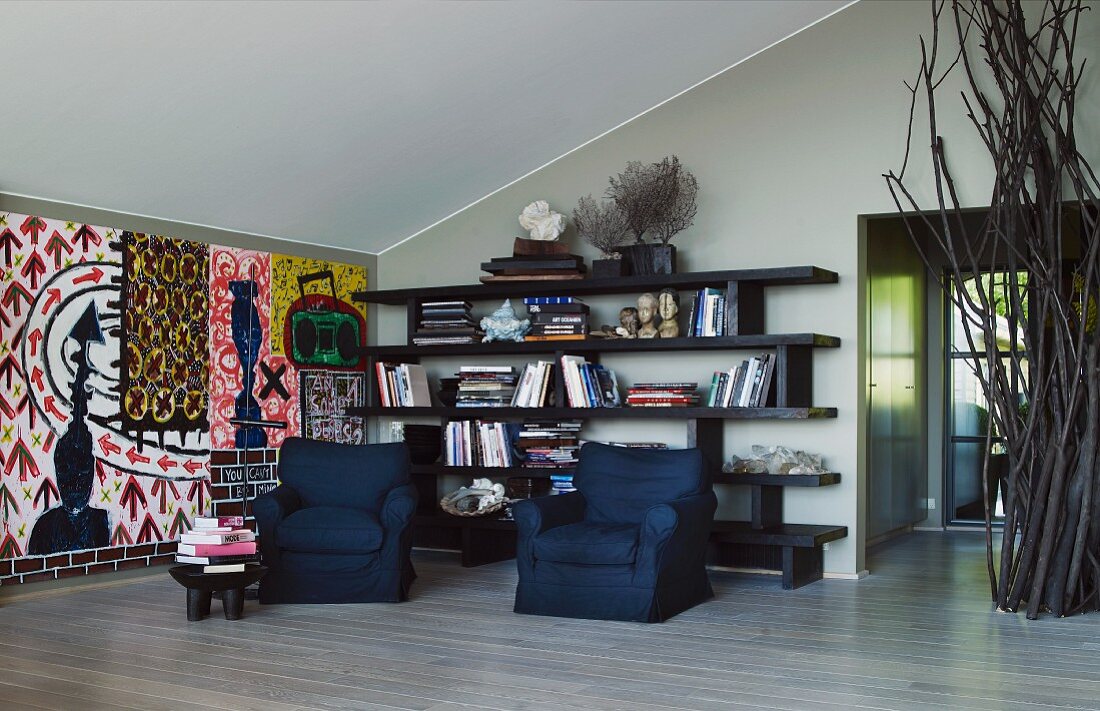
[378,483,418,568]
[513,492,586,577]
[634,491,717,587]
[252,484,302,565]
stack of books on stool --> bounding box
[177,516,259,573]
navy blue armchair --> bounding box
[254,438,417,604]
[513,443,717,622]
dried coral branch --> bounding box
[573,195,630,258]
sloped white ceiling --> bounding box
[0,0,850,253]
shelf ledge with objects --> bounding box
[350,267,847,589]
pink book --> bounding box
[176,541,257,557]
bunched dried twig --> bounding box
[573,195,631,258]
[884,0,1099,619]
[652,162,698,245]
[606,157,683,243]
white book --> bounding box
[459,365,513,373]
[512,364,534,407]
[403,364,432,407]
[739,357,760,407]
[203,563,247,574]
[180,529,255,545]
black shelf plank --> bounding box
[414,512,516,530]
[709,521,848,547]
[364,333,839,358]
[354,266,838,305]
[712,472,841,487]
[349,406,837,420]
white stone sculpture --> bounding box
[519,200,566,241]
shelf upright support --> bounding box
[686,417,724,483]
[776,345,813,407]
[726,280,764,336]
[552,349,567,409]
[405,298,419,347]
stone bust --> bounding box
[657,288,680,338]
[636,292,659,338]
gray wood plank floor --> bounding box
[2,532,1100,710]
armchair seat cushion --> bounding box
[276,507,383,554]
[533,522,639,565]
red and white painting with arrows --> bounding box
[0,212,210,561]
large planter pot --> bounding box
[592,258,629,279]
[616,244,677,276]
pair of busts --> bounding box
[616,289,679,339]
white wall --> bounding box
[375,0,1100,575]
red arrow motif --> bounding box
[41,288,62,315]
[0,531,23,559]
[112,522,133,546]
[136,512,162,543]
[0,395,13,419]
[169,508,191,538]
[156,454,178,473]
[72,266,105,285]
[3,438,40,482]
[29,366,44,392]
[125,446,150,465]
[0,354,20,389]
[182,459,204,475]
[72,224,101,252]
[2,282,33,318]
[96,460,109,485]
[0,228,22,267]
[34,478,60,509]
[19,215,47,245]
[27,328,43,356]
[187,479,209,512]
[98,434,122,457]
[44,230,73,269]
[42,395,68,422]
[120,475,147,522]
[150,479,169,513]
[20,250,47,290]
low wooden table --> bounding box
[169,565,268,621]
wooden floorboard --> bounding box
[2,532,1100,710]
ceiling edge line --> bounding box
[0,190,381,258]
[377,0,859,256]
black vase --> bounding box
[592,258,629,279]
[616,244,677,276]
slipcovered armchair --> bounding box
[513,443,717,622]
[253,438,417,604]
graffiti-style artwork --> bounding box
[270,255,367,362]
[300,371,366,444]
[208,247,298,449]
[120,232,210,433]
[1,211,368,582]
[1,213,210,565]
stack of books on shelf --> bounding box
[480,255,586,282]
[516,420,581,493]
[510,360,555,407]
[559,355,621,407]
[516,420,582,469]
[686,288,727,337]
[524,297,589,341]
[413,300,483,345]
[707,353,776,408]
[625,382,701,408]
[455,366,518,407]
[374,362,432,407]
[176,516,258,573]
[444,420,517,467]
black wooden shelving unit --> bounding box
[351,266,847,588]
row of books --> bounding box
[375,362,432,407]
[524,297,589,342]
[707,353,776,408]
[516,421,582,469]
[686,288,727,337]
[444,420,517,467]
[559,355,621,407]
[626,382,701,407]
[456,366,518,408]
[510,361,555,407]
[414,300,483,345]
[176,516,258,573]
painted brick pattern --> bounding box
[208,447,280,532]
[0,541,180,585]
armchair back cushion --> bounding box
[278,438,410,511]
[574,443,706,524]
